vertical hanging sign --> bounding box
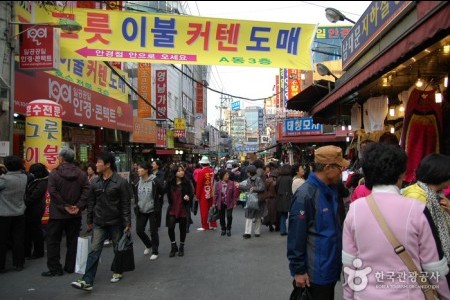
[155,70,167,119]
[19,25,60,70]
[138,63,152,118]
[25,99,62,171]
[156,127,167,147]
[196,81,204,114]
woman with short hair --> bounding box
[342,144,450,298]
[402,153,450,264]
[0,156,28,272]
[214,169,239,237]
[24,163,49,260]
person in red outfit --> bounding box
[195,157,216,230]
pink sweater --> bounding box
[350,184,371,203]
[343,186,450,299]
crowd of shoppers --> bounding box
[0,141,449,298]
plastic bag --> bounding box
[208,206,219,222]
[289,280,314,300]
[246,192,259,210]
[75,236,91,274]
[111,232,135,273]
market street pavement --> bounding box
[0,205,344,300]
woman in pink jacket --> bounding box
[214,169,239,237]
[342,143,450,299]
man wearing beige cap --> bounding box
[287,145,349,300]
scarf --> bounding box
[417,181,450,262]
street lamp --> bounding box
[175,150,184,155]
[325,7,356,24]
[9,18,83,36]
[316,63,339,80]
[1,17,83,157]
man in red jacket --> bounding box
[195,156,217,230]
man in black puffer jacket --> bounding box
[42,148,90,277]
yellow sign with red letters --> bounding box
[23,4,316,69]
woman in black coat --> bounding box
[165,164,194,257]
[275,164,293,236]
[24,163,49,259]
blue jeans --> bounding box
[82,224,123,284]
[279,212,288,234]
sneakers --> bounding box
[196,227,206,231]
[104,240,111,246]
[150,254,158,261]
[71,280,93,291]
[243,234,251,239]
[110,273,122,283]
[144,248,151,255]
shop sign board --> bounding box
[19,25,60,70]
[342,1,414,70]
[24,99,62,171]
[155,70,167,119]
[156,127,166,148]
[133,117,157,144]
[283,117,322,136]
[15,69,133,132]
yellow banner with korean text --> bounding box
[15,4,129,103]
[49,59,129,103]
[32,6,316,69]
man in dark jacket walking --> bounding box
[42,148,90,277]
[287,145,349,300]
[71,151,131,291]
[151,160,165,228]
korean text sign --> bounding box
[342,1,413,70]
[15,68,133,132]
[30,5,316,69]
[25,99,62,171]
[283,117,323,136]
[19,25,59,70]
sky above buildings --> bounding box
[190,1,371,125]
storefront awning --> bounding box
[278,134,347,143]
[310,4,450,116]
[286,80,334,112]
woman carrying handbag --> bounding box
[342,143,450,299]
[214,169,239,237]
[165,164,194,257]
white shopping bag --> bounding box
[75,236,91,274]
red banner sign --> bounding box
[173,129,186,138]
[19,25,59,70]
[15,69,133,131]
[196,81,204,114]
[156,127,166,148]
[155,70,167,119]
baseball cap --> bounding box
[314,145,349,168]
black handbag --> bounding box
[289,280,314,300]
[207,205,219,222]
[111,232,135,273]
